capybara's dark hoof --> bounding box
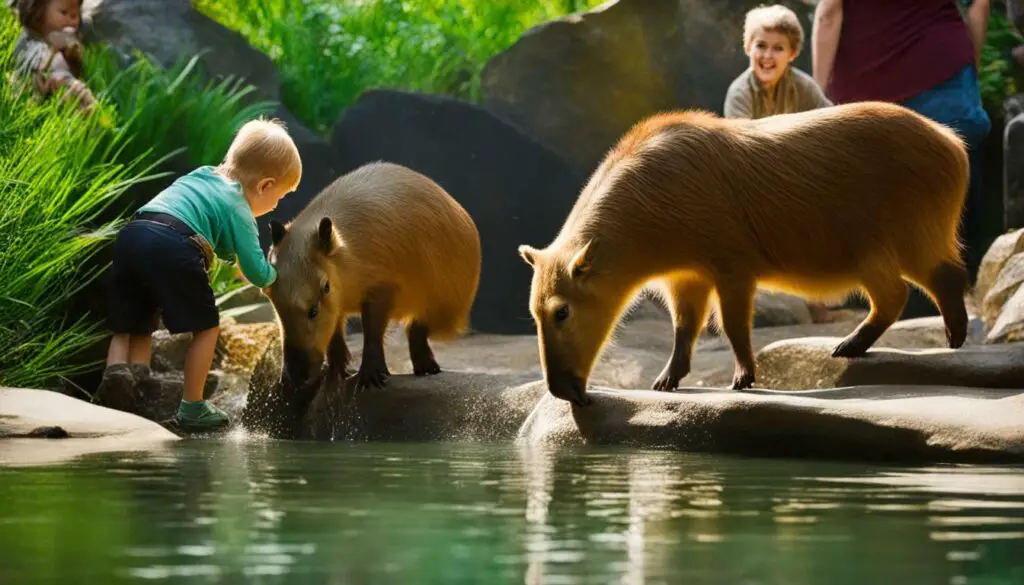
[730,371,755,390]
[946,325,967,349]
[831,337,870,358]
[353,358,390,390]
[413,357,441,376]
[652,359,690,391]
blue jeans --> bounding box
[899,64,991,317]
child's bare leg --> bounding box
[106,333,131,365]
[128,334,152,366]
[183,327,219,402]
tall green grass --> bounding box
[194,0,604,135]
[0,10,274,390]
[84,47,277,170]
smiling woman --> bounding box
[723,3,832,120]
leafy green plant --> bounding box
[978,11,1023,111]
[0,9,275,389]
[193,0,605,134]
[0,23,153,389]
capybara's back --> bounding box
[577,101,968,287]
[302,161,481,337]
[519,101,970,405]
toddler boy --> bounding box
[95,118,302,431]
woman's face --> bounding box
[748,29,796,88]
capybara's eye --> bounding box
[308,305,319,319]
[553,305,570,323]
[322,281,330,294]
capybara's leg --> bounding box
[652,277,713,391]
[716,279,757,390]
[407,321,441,376]
[326,326,354,380]
[917,261,969,349]
[355,286,395,390]
[832,273,909,358]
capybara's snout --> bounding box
[546,371,592,408]
[282,344,323,389]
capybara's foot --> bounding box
[947,323,967,349]
[652,358,690,391]
[413,356,441,376]
[407,321,440,376]
[730,369,755,390]
[928,261,969,349]
[832,321,888,358]
[831,336,868,358]
[353,348,390,390]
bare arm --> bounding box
[964,0,991,70]
[812,0,844,93]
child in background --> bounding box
[94,118,302,431]
[724,4,831,119]
[8,0,96,111]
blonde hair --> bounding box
[223,117,302,189]
[743,4,804,56]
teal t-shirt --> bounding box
[138,166,277,288]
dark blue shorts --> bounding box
[106,219,219,335]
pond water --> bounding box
[1,439,1023,585]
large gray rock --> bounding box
[755,337,1024,390]
[480,0,814,174]
[516,385,1024,463]
[753,290,813,327]
[328,89,585,334]
[0,387,179,467]
[299,371,545,441]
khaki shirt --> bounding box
[724,66,832,120]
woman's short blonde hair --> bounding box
[223,117,302,189]
[743,4,804,56]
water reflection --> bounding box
[0,440,1022,584]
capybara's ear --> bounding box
[317,217,338,253]
[270,219,287,246]
[518,245,538,268]
[569,240,596,279]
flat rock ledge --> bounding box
[755,337,1024,390]
[0,387,179,467]
[517,384,1024,464]
[241,370,1024,464]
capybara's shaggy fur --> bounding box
[265,161,481,391]
[519,101,970,406]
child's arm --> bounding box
[38,32,96,111]
[226,210,278,289]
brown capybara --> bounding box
[264,161,481,391]
[518,101,970,406]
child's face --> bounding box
[248,177,295,217]
[747,29,796,88]
[37,0,80,34]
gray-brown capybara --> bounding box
[265,161,481,390]
[518,101,970,406]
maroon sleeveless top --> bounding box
[827,0,976,104]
